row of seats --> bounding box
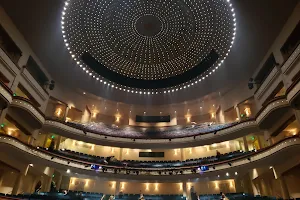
[0,192,286,200]
[64,120,242,139]
[42,147,255,169]
[199,193,277,200]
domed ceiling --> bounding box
[62,0,236,93]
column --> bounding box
[63,106,70,122]
[0,172,4,188]
[243,174,254,194]
[55,136,62,150]
[29,130,39,146]
[293,109,300,126]
[115,181,120,196]
[56,174,63,191]
[43,134,49,148]
[278,176,290,200]
[182,182,188,200]
[180,149,186,161]
[12,173,23,195]
[235,105,241,121]
[243,136,249,152]
[0,108,8,125]
[264,131,273,146]
[44,176,52,192]
[257,135,263,149]
[118,148,123,160]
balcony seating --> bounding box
[63,120,242,139]
[0,192,281,200]
[199,193,277,200]
[40,147,255,169]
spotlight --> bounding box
[29,164,33,167]
[66,169,71,174]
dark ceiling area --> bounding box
[0,0,298,105]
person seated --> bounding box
[220,192,228,200]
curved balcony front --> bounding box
[8,96,45,130]
[0,134,298,182]
[43,96,291,148]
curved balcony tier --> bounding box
[43,97,290,148]
[0,134,298,182]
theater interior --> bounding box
[0,0,299,199]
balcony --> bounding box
[0,24,22,66]
[0,134,298,181]
[0,80,13,109]
[8,96,45,131]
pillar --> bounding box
[0,108,8,125]
[115,181,120,195]
[293,109,300,126]
[235,105,241,121]
[29,130,39,146]
[243,174,254,194]
[181,149,186,161]
[12,173,23,195]
[43,134,49,148]
[56,174,63,191]
[243,136,249,151]
[55,136,62,150]
[257,135,263,149]
[63,106,70,122]
[182,182,188,200]
[278,176,290,200]
[44,176,52,192]
[118,148,123,160]
[0,173,4,188]
[264,131,273,146]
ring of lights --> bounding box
[62,0,236,94]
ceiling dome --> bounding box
[62,0,236,93]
